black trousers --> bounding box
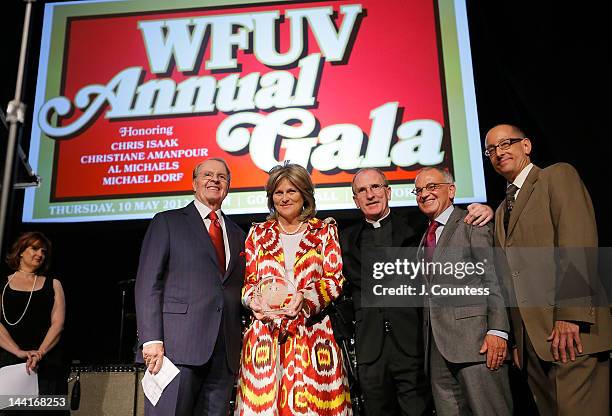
[358,331,432,416]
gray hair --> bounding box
[351,168,390,194]
[192,158,231,183]
[415,166,454,184]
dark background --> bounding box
[1,0,610,363]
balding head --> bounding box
[485,124,532,182]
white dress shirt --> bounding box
[509,163,534,198]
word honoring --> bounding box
[119,125,174,137]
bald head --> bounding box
[486,124,525,141]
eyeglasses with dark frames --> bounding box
[484,138,525,157]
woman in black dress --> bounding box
[0,232,67,409]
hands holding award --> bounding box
[249,270,304,323]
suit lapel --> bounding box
[433,206,463,260]
[222,215,241,282]
[506,166,540,238]
[495,204,506,247]
[417,228,427,261]
[183,202,220,268]
[418,207,459,283]
[185,202,240,277]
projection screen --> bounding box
[24,0,485,222]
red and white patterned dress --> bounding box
[236,218,352,415]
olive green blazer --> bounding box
[494,163,612,362]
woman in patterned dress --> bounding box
[236,163,352,415]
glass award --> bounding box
[256,270,297,314]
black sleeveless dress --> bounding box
[0,275,68,397]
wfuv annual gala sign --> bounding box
[25,0,485,222]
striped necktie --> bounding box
[504,184,519,233]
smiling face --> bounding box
[192,159,230,211]
[352,169,391,221]
[19,243,47,273]
[272,178,304,224]
[415,168,455,220]
[485,124,532,182]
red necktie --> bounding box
[207,211,226,273]
[424,221,440,261]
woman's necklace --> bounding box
[2,271,38,326]
[278,220,304,235]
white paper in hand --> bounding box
[0,363,39,409]
[141,356,180,406]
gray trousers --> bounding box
[430,339,512,416]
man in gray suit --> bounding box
[135,158,246,416]
[415,167,512,416]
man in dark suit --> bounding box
[135,158,246,416]
[340,168,493,416]
[415,167,512,415]
[485,124,612,415]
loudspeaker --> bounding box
[69,366,144,416]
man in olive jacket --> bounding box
[486,124,612,415]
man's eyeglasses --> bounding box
[354,183,388,196]
[484,138,525,157]
[411,182,452,196]
[200,171,229,182]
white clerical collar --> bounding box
[365,209,391,229]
